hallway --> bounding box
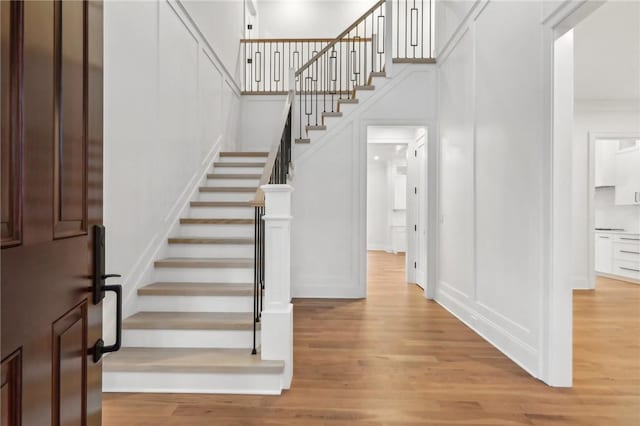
[103,251,640,425]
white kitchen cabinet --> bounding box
[595,232,613,273]
[594,140,617,187]
[595,232,640,282]
[614,140,640,205]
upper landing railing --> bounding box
[241,0,435,94]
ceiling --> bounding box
[367,126,423,163]
[368,144,408,163]
[574,1,640,102]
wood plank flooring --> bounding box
[103,251,640,425]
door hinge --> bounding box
[414,187,417,194]
[414,261,417,268]
[247,24,253,30]
[247,58,253,64]
[414,224,417,231]
[414,150,417,157]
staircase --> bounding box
[296,70,389,144]
[103,152,287,395]
[104,0,434,396]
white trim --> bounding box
[173,0,242,95]
[362,119,437,301]
[542,0,604,387]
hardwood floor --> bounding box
[103,251,640,425]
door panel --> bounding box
[1,1,104,425]
[0,0,23,248]
[416,141,427,289]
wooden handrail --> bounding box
[295,0,386,76]
[241,37,372,43]
[253,90,293,206]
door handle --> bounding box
[93,283,122,363]
[91,225,123,363]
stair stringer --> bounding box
[116,135,225,322]
[293,63,437,164]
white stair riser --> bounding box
[122,329,258,349]
[137,295,253,313]
[198,192,255,202]
[212,167,264,174]
[217,157,266,163]
[103,371,282,395]
[167,243,254,258]
[188,207,254,219]
[322,116,342,127]
[306,129,326,139]
[154,266,253,283]
[205,179,260,187]
[338,103,358,115]
[178,224,254,238]
[355,90,375,102]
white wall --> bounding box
[594,187,640,232]
[238,95,287,152]
[290,63,437,298]
[181,0,245,83]
[434,0,576,385]
[103,0,242,340]
[257,0,374,38]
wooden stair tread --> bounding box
[103,347,284,374]
[180,218,253,224]
[337,98,358,104]
[207,174,261,179]
[168,237,254,245]
[154,257,253,268]
[199,186,257,193]
[219,152,268,157]
[123,311,256,330]
[370,71,386,77]
[354,85,375,90]
[295,138,311,144]
[213,162,266,168]
[138,282,253,297]
[322,112,342,117]
[305,125,326,131]
[190,201,253,207]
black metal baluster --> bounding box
[252,206,258,354]
[421,0,424,58]
[405,0,408,59]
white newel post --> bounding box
[260,184,294,389]
[384,0,393,78]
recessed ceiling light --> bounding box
[374,156,380,160]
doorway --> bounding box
[366,125,427,292]
[549,0,640,387]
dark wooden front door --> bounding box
[1,0,104,425]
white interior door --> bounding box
[416,141,427,288]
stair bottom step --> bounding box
[103,370,283,395]
[104,347,282,374]
[103,347,283,394]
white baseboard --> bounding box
[435,281,539,379]
[595,272,640,285]
[292,283,365,299]
[572,275,591,290]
